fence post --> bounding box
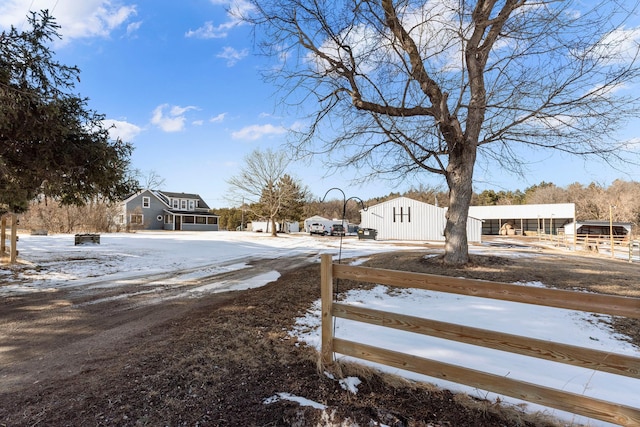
[10,214,17,263]
[1,216,6,254]
[320,253,334,366]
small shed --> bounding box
[563,221,632,237]
[359,197,482,242]
[249,221,299,233]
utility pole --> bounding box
[610,205,616,259]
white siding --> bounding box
[466,216,483,243]
[468,203,575,220]
[360,197,446,241]
[360,197,482,242]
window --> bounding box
[142,196,150,208]
[172,199,178,208]
[165,214,172,224]
[130,214,143,224]
[181,200,187,209]
[207,217,218,225]
[183,216,195,224]
[189,200,195,210]
[196,216,206,224]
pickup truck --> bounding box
[329,224,345,236]
[309,223,327,235]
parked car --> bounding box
[309,223,327,235]
[330,224,345,236]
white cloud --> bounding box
[102,119,142,141]
[185,0,254,39]
[185,20,235,39]
[217,46,248,66]
[231,123,287,141]
[210,113,227,123]
[589,26,640,65]
[170,105,198,116]
[151,104,198,132]
[0,1,138,44]
[126,20,142,37]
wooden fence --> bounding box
[1,213,18,263]
[539,232,639,262]
[319,254,640,426]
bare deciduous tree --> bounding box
[20,197,122,233]
[135,170,166,190]
[227,149,304,236]
[246,0,640,264]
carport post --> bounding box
[320,254,334,366]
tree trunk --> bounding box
[443,141,476,266]
[270,217,277,237]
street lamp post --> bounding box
[321,188,366,264]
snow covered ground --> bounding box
[1,231,638,426]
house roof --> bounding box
[121,190,212,211]
[163,209,219,217]
[305,215,330,221]
[158,191,211,209]
[468,203,575,220]
[565,220,632,227]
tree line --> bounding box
[215,180,640,232]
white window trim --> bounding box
[130,213,144,224]
[142,196,150,208]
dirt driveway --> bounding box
[0,239,638,426]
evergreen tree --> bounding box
[0,11,137,213]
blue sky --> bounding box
[2,0,640,209]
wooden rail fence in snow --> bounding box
[540,232,639,261]
[319,254,640,426]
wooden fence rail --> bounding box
[320,254,640,426]
[539,232,639,262]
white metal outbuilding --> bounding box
[468,203,575,235]
[359,197,482,242]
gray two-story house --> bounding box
[119,190,219,231]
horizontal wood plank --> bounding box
[333,338,640,427]
[333,264,640,319]
[332,302,640,379]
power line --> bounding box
[20,0,36,30]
